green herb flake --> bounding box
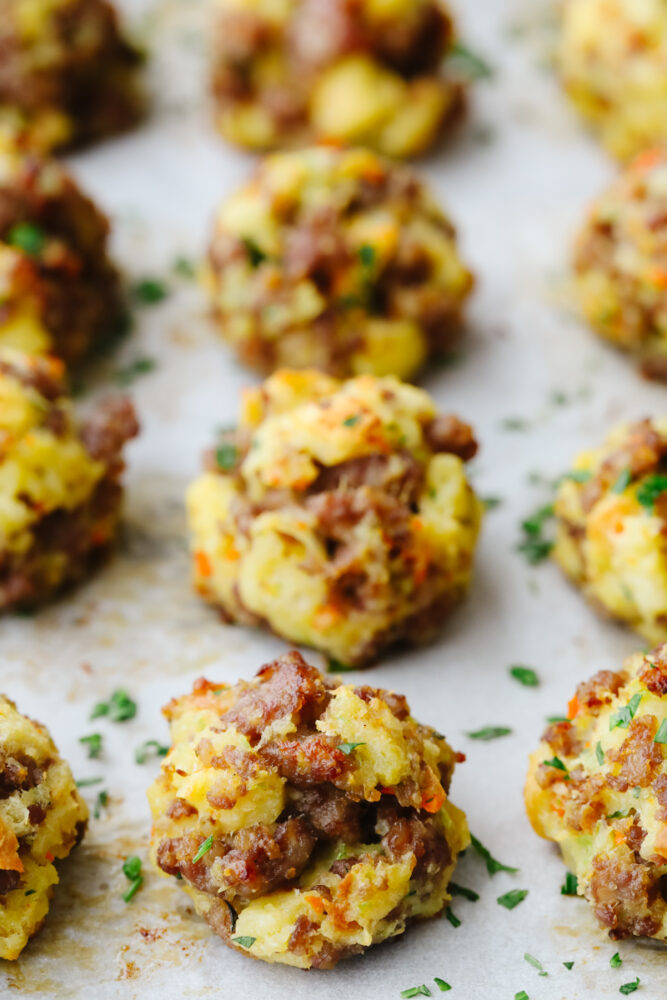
[467,726,512,741]
[609,693,642,731]
[448,882,479,901]
[192,835,214,863]
[636,474,667,512]
[654,719,667,744]
[93,790,108,819]
[497,888,528,910]
[608,810,629,819]
[79,733,103,759]
[482,496,503,510]
[444,907,461,927]
[542,756,569,777]
[122,856,143,903]
[173,256,196,278]
[515,993,529,1000]
[447,41,494,80]
[563,469,592,484]
[24,889,36,896]
[502,416,529,431]
[400,988,431,999]
[135,740,169,764]
[611,468,632,494]
[113,357,157,387]
[524,953,547,977]
[8,222,46,257]
[546,715,568,724]
[563,961,574,970]
[232,936,257,949]
[433,980,451,993]
[326,657,356,673]
[342,415,360,428]
[337,741,365,755]
[596,741,605,765]
[215,443,239,471]
[132,278,168,304]
[619,979,640,994]
[509,665,539,687]
[359,244,376,269]
[75,776,103,788]
[470,833,518,875]
[610,953,623,968]
[517,504,554,564]
[561,872,578,895]
[91,689,137,723]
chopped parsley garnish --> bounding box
[654,719,667,744]
[232,936,256,949]
[337,742,365,755]
[517,504,554,564]
[509,665,539,687]
[79,733,103,759]
[611,468,631,494]
[25,889,36,896]
[502,416,529,431]
[449,882,479,902]
[93,790,108,819]
[76,777,103,788]
[636,474,667,512]
[546,715,568,723]
[497,888,528,910]
[515,993,529,1000]
[326,657,356,673]
[173,256,196,278]
[444,907,460,927]
[608,810,629,819]
[400,988,431,999]
[596,741,605,765]
[619,979,640,994]
[470,834,518,875]
[135,740,169,764]
[359,244,376,269]
[467,726,512,741]
[192,835,214,863]
[242,237,266,268]
[542,756,569,778]
[215,443,239,471]
[122,856,143,902]
[433,980,451,993]
[91,690,137,722]
[524,953,547,976]
[447,41,494,79]
[8,222,46,257]
[342,415,360,427]
[562,469,592,484]
[561,872,578,895]
[610,953,623,968]
[133,278,168,304]
[609,693,642,731]
[113,357,157,387]
[563,961,574,970]
[483,496,503,510]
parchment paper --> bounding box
[1,0,665,996]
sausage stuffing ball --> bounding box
[0,0,143,153]
[525,645,667,942]
[210,0,464,157]
[187,369,482,667]
[553,417,667,645]
[0,347,138,609]
[0,694,88,959]
[559,0,667,161]
[0,145,123,365]
[206,146,473,380]
[574,148,667,381]
[148,651,469,969]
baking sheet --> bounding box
[2,0,666,996]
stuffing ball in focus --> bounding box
[187,369,482,667]
[148,651,469,969]
[0,348,138,609]
[574,148,667,380]
[560,0,667,161]
[0,0,143,153]
[0,694,88,959]
[525,645,667,942]
[211,0,464,157]
[553,417,667,645]
[0,146,123,365]
[206,147,473,380]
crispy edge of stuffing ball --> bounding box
[525,645,667,942]
[0,693,89,960]
[147,650,470,969]
[187,369,482,667]
[206,147,474,380]
[0,0,144,154]
[553,416,667,645]
[0,349,139,609]
[209,0,464,157]
[573,147,667,380]
[0,149,123,365]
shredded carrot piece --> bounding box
[649,266,667,290]
[567,695,580,720]
[632,147,662,172]
[313,603,342,629]
[613,831,625,846]
[422,787,446,813]
[195,551,212,578]
[305,894,325,914]
[45,851,55,862]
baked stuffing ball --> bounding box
[211,0,464,157]
[206,146,473,380]
[560,0,667,161]
[0,0,143,153]
[0,347,138,609]
[0,145,122,365]
[553,417,667,645]
[0,694,88,959]
[574,147,667,380]
[526,645,667,942]
[187,369,482,667]
[148,651,469,969]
